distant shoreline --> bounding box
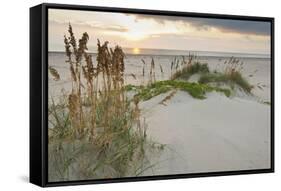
[48,50,270,59]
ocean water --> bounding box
[48,49,271,102]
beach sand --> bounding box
[141,90,271,176]
[48,52,271,176]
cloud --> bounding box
[131,14,270,36]
[49,19,128,32]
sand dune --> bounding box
[141,91,271,176]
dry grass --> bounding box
[168,55,253,94]
[170,54,209,80]
[49,66,60,81]
[159,90,177,106]
[199,57,253,93]
[48,24,163,181]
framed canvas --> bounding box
[30,3,274,187]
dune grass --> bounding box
[48,24,163,181]
[198,71,252,93]
[48,97,163,181]
[170,54,210,81]
[263,101,271,105]
[171,62,209,80]
[126,80,231,101]
[170,55,252,94]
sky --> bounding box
[48,9,271,55]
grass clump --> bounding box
[263,101,271,105]
[127,80,231,101]
[198,57,253,93]
[48,98,161,181]
[170,54,210,80]
[48,24,163,181]
[170,56,252,94]
[171,62,209,80]
[199,71,252,93]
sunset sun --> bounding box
[133,47,140,54]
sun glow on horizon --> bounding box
[48,9,271,54]
[133,47,140,54]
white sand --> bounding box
[49,52,271,174]
[140,91,271,176]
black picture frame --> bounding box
[30,3,275,187]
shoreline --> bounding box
[48,51,271,59]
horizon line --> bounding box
[48,47,270,56]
